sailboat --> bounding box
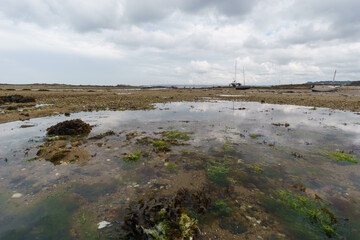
[311,70,339,92]
[230,60,250,90]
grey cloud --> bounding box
[0,0,260,32]
[0,0,124,32]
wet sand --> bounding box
[1,84,360,124]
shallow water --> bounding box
[0,101,359,239]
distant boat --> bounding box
[311,70,339,92]
[230,60,250,90]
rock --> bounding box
[11,193,23,199]
[97,221,111,229]
[64,112,70,117]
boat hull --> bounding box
[311,87,338,92]
[235,86,250,90]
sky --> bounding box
[0,0,359,86]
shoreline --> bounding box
[1,85,360,124]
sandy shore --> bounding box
[1,85,360,124]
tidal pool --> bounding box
[0,101,359,239]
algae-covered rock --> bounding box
[46,119,92,136]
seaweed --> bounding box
[206,163,230,185]
[165,162,178,173]
[153,141,172,152]
[161,131,192,140]
[214,199,233,217]
[277,190,338,238]
[248,133,263,139]
[123,151,142,162]
[249,164,264,174]
[89,130,115,140]
[121,188,211,239]
[0,94,35,104]
[46,119,92,136]
[321,152,358,163]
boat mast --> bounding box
[234,60,237,83]
[332,70,337,85]
[243,66,245,86]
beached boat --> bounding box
[311,85,338,92]
[231,61,250,90]
[311,70,339,92]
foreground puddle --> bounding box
[0,101,359,239]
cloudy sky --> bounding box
[0,0,359,86]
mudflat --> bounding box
[1,84,360,123]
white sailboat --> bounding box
[311,70,339,92]
[230,60,250,90]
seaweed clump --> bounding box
[162,131,192,140]
[121,188,211,240]
[46,119,92,136]
[0,94,35,104]
[206,163,230,185]
[123,151,142,162]
[153,141,172,152]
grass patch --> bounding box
[321,152,358,163]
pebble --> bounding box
[11,193,23,199]
[55,173,60,176]
[97,221,111,229]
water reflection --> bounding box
[0,101,359,239]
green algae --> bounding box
[249,133,263,139]
[165,162,178,173]
[321,152,358,163]
[206,163,230,185]
[161,130,192,140]
[123,151,142,162]
[153,141,171,152]
[222,143,234,151]
[264,190,338,239]
[249,164,264,174]
[214,200,233,217]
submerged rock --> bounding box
[11,193,23,199]
[46,119,92,136]
[98,221,111,229]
